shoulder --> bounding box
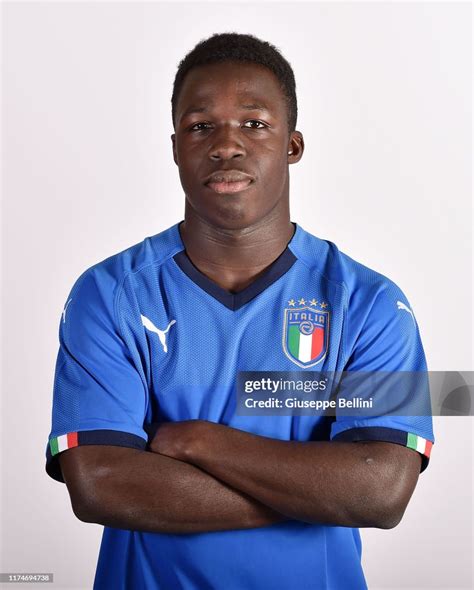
[290,223,411,308]
[64,223,183,306]
[59,223,184,341]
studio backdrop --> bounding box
[2,2,472,589]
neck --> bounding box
[178,210,295,293]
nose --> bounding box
[209,125,246,161]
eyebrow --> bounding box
[181,102,271,118]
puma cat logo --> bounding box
[396,301,415,325]
[141,315,176,353]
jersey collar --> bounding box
[172,222,299,311]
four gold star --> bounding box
[287,298,329,309]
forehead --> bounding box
[176,61,287,117]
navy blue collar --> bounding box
[173,223,298,311]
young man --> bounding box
[46,33,434,589]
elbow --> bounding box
[373,508,404,530]
[347,475,410,529]
[66,474,109,525]
[353,507,404,530]
[71,497,100,524]
[66,470,119,526]
[70,481,117,525]
[353,444,421,529]
[361,495,407,530]
[59,447,123,526]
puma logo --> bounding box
[396,301,415,325]
[62,299,72,323]
[141,315,176,353]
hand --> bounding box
[149,420,210,462]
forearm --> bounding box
[153,423,421,529]
[67,446,286,534]
[193,436,397,527]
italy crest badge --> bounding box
[283,299,329,368]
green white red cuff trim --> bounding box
[406,433,433,457]
[49,432,78,456]
[48,429,433,461]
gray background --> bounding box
[1,1,473,588]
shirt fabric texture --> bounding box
[46,222,434,590]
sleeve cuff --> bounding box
[45,430,148,483]
[332,426,433,473]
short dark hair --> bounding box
[171,33,297,133]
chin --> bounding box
[186,190,280,231]
[203,200,257,230]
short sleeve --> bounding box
[45,268,149,483]
[330,281,434,472]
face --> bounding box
[171,61,304,230]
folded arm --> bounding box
[150,420,422,529]
[59,444,286,534]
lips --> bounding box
[204,169,254,194]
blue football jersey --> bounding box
[46,222,434,590]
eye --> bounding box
[243,120,267,129]
[189,122,212,132]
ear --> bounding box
[287,131,304,163]
[171,134,178,166]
